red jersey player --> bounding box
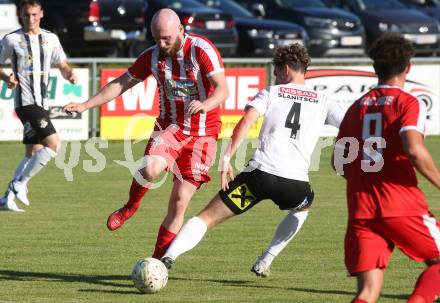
[63,8,229,259]
[333,34,440,303]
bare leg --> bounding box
[162,194,235,262]
[152,179,197,258]
[352,268,384,303]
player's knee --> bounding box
[140,166,158,182]
[140,158,166,181]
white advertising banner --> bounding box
[305,65,440,136]
[0,68,89,141]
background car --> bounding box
[0,0,20,39]
[235,0,365,57]
[399,0,440,21]
[35,0,146,57]
[326,0,440,55]
[195,0,308,57]
[143,0,238,57]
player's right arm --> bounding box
[0,66,17,89]
[401,130,440,190]
[63,72,139,113]
[221,87,268,190]
[221,106,260,191]
[0,36,18,90]
[63,50,151,114]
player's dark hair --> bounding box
[368,34,415,81]
[19,0,42,9]
[272,43,310,73]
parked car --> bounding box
[0,0,20,39]
[194,0,308,57]
[235,0,365,57]
[143,0,238,57]
[326,0,440,55]
[399,0,440,21]
[34,0,146,57]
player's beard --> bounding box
[160,36,183,57]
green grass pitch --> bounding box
[1,137,439,303]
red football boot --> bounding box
[106,205,137,231]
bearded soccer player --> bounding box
[63,8,228,259]
[333,34,440,303]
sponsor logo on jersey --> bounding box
[279,87,317,98]
[278,87,318,103]
[164,79,198,98]
[183,59,193,73]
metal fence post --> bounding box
[92,60,98,138]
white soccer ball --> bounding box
[131,257,168,293]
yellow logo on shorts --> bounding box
[228,184,256,210]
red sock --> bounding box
[407,264,440,303]
[352,299,368,303]
[125,178,149,211]
[152,225,176,259]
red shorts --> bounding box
[345,214,440,275]
[144,125,217,188]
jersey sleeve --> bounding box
[245,88,269,116]
[127,51,152,81]
[0,36,13,65]
[325,98,345,128]
[399,96,427,135]
[51,34,67,65]
[197,40,224,78]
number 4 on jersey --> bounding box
[285,102,301,138]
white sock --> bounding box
[13,157,31,181]
[18,147,57,185]
[1,157,30,199]
[260,210,309,266]
[163,216,208,261]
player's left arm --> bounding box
[58,60,77,84]
[401,130,440,190]
[187,71,229,115]
[400,95,440,190]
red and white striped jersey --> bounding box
[336,85,428,219]
[127,34,224,137]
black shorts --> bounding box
[219,168,314,215]
[15,104,57,144]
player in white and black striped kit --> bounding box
[160,43,344,276]
[0,0,76,211]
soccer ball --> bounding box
[131,257,168,293]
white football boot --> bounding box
[0,194,24,212]
[251,258,271,278]
[10,181,30,206]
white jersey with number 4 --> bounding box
[247,83,344,182]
